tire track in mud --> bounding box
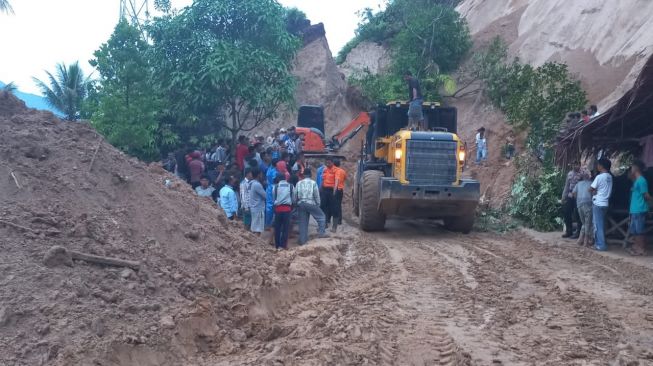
[210,230,405,365]
[404,231,629,364]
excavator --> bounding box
[294,105,370,159]
[294,102,480,233]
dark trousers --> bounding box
[274,211,291,249]
[563,198,581,235]
[321,187,343,226]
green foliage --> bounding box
[33,62,90,121]
[344,0,469,105]
[284,7,310,36]
[88,21,164,161]
[350,70,456,106]
[473,37,587,154]
[2,81,17,93]
[0,0,13,14]
[391,2,471,74]
[509,160,564,231]
[475,208,519,233]
[336,0,470,69]
[471,37,586,231]
[148,0,300,144]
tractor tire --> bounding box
[359,170,386,231]
[352,170,360,217]
[444,216,475,234]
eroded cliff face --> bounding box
[456,0,653,107]
[265,24,358,137]
[339,41,392,80]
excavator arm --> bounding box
[329,112,371,150]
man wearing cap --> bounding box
[294,167,327,244]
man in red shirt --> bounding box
[188,151,205,189]
[235,135,250,171]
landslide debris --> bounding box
[0,91,292,366]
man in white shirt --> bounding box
[195,176,216,198]
[590,105,599,118]
[293,168,327,245]
[590,158,613,251]
[475,127,487,164]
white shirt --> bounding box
[195,186,215,198]
[591,172,613,207]
[476,133,487,150]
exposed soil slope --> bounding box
[456,0,653,108]
[0,92,290,366]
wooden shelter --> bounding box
[556,55,653,167]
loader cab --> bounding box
[373,102,457,138]
[297,105,325,134]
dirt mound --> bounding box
[0,91,305,365]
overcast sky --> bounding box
[0,0,385,94]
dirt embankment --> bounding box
[0,92,350,366]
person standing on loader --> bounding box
[404,71,423,131]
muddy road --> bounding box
[212,220,653,366]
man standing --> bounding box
[590,105,599,118]
[320,157,337,228]
[188,152,205,189]
[219,176,239,220]
[273,174,294,250]
[628,161,650,255]
[572,170,593,247]
[195,175,215,198]
[475,128,487,165]
[249,168,267,236]
[404,71,423,130]
[292,153,306,179]
[331,159,346,232]
[590,158,613,251]
[235,135,249,171]
[294,168,327,245]
[240,169,254,230]
[561,161,583,239]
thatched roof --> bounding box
[556,55,653,166]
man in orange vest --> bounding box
[320,157,346,232]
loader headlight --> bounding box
[458,150,466,163]
[395,149,403,160]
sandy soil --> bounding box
[192,216,653,365]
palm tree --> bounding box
[0,0,14,14]
[33,62,90,121]
[2,81,17,93]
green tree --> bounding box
[33,62,90,121]
[285,7,310,36]
[88,21,165,161]
[0,0,13,14]
[149,0,300,145]
[2,81,17,93]
[391,1,471,74]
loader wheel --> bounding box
[352,170,360,217]
[444,216,475,234]
[359,170,386,231]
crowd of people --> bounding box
[565,105,600,126]
[561,158,649,256]
[163,129,346,250]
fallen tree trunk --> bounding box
[43,246,141,271]
[70,251,141,271]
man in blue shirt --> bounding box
[219,176,239,220]
[629,160,650,255]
